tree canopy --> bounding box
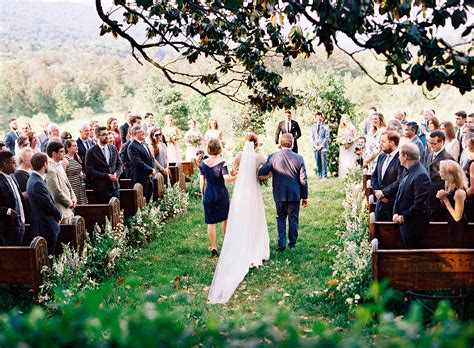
[97,0,472,111]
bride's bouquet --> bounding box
[185,133,202,146]
[336,136,355,149]
[163,129,180,144]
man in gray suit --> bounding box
[311,112,330,178]
[258,133,308,251]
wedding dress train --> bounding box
[207,141,270,304]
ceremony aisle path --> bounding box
[97,176,349,328]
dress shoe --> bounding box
[288,245,296,250]
[276,247,286,252]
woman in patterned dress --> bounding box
[64,139,88,205]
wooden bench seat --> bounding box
[372,238,474,291]
[86,183,145,217]
[24,216,86,255]
[181,161,195,176]
[74,197,120,233]
[0,236,51,301]
[369,212,474,249]
[119,178,133,189]
[168,164,186,192]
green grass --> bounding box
[94,176,349,328]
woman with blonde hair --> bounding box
[440,121,460,161]
[436,159,468,246]
[337,114,358,178]
[163,114,182,163]
[184,118,202,161]
[363,112,386,174]
[204,118,223,143]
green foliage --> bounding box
[302,74,355,176]
[232,107,269,138]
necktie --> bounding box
[456,128,461,142]
[287,121,291,133]
[15,131,19,138]
[142,142,151,159]
[381,154,391,179]
[317,124,320,133]
[6,175,25,224]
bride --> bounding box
[208,133,270,304]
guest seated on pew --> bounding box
[27,153,62,255]
[436,160,468,246]
[0,151,26,246]
[393,143,431,248]
[85,126,123,204]
[371,131,404,221]
[425,130,454,221]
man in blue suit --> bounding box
[258,133,308,251]
[371,131,405,221]
[27,152,62,255]
[311,112,330,178]
[393,143,431,248]
[3,118,21,154]
[127,125,156,202]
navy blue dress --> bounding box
[199,161,229,224]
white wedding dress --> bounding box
[207,141,270,304]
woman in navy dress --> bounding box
[199,139,235,257]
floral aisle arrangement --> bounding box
[39,186,189,306]
[327,167,371,309]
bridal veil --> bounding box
[207,141,270,304]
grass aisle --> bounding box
[98,176,348,328]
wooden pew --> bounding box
[181,161,195,176]
[168,163,186,192]
[0,236,51,301]
[153,175,165,200]
[369,212,474,249]
[86,183,145,217]
[74,197,120,233]
[24,216,86,255]
[372,238,474,291]
[119,178,133,189]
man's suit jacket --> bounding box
[275,120,302,153]
[27,172,62,237]
[85,144,123,192]
[258,148,308,202]
[425,148,454,220]
[119,123,129,145]
[127,139,154,199]
[76,137,93,165]
[4,130,21,153]
[311,123,330,152]
[38,131,48,147]
[371,151,405,221]
[393,161,431,248]
[45,161,76,220]
[411,136,426,164]
[0,174,26,245]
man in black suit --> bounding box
[371,131,404,221]
[425,130,454,221]
[3,118,21,154]
[76,123,93,164]
[119,111,133,145]
[127,125,156,202]
[27,152,62,255]
[85,126,123,204]
[0,151,26,246]
[275,110,302,153]
[393,143,431,248]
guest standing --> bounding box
[364,112,386,175]
[404,121,425,165]
[393,143,431,248]
[463,136,474,222]
[337,114,358,178]
[119,111,133,145]
[436,160,468,246]
[440,121,460,161]
[64,140,88,205]
[205,118,223,143]
[128,125,155,202]
[149,126,169,186]
[13,147,33,194]
[275,110,302,153]
[311,112,330,178]
[199,139,235,257]
[184,119,202,161]
[85,127,123,204]
[163,114,182,163]
[107,117,122,152]
[4,118,21,154]
[27,153,62,255]
[0,151,26,246]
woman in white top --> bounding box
[184,119,202,161]
[163,114,182,163]
[363,112,386,175]
[440,121,460,162]
[337,114,358,178]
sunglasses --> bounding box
[153,133,161,137]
